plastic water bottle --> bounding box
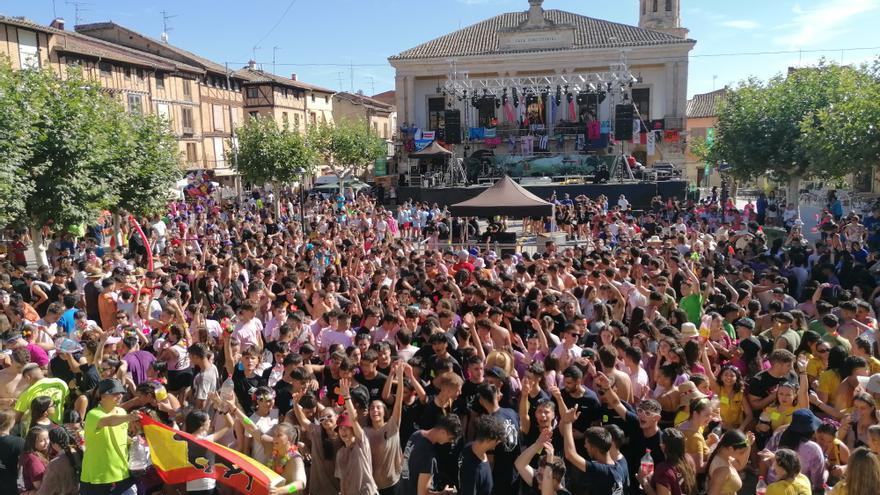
[640,449,654,478]
[220,378,235,400]
[756,476,767,495]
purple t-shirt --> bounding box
[26,343,49,367]
[124,350,156,386]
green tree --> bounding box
[307,119,387,192]
[710,62,872,204]
[113,114,182,215]
[0,58,36,228]
[106,113,182,243]
[800,62,880,182]
[233,116,316,215]
[17,67,123,265]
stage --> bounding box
[396,180,687,210]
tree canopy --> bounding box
[0,60,181,231]
[307,119,387,180]
[233,115,317,186]
[709,60,880,189]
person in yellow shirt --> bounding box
[805,341,830,380]
[766,448,812,495]
[757,371,810,436]
[816,422,851,482]
[80,378,141,495]
[831,446,880,495]
[853,337,880,374]
[703,361,753,431]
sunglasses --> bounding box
[318,416,334,423]
[817,348,830,354]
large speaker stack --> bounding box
[444,110,461,144]
[614,104,634,141]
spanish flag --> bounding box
[140,414,284,495]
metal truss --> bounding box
[442,63,637,97]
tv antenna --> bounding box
[65,0,91,25]
[252,46,261,65]
[160,10,177,42]
[272,46,281,75]
[365,76,375,96]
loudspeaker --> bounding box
[615,104,634,141]
[445,110,461,144]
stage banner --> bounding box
[140,414,284,495]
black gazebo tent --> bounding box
[449,176,554,218]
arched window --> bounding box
[653,0,658,13]
[666,0,673,11]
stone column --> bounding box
[665,61,675,120]
[405,76,416,128]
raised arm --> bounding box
[558,403,586,472]
[519,377,533,435]
[516,430,553,488]
[389,363,406,427]
[339,378,364,439]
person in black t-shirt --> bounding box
[400,415,463,495]
[747,349,798,415]
[0,410,24,495]
[476,382,521,495]
[224,339,267,416]
[356,349,388,402]
[459,415,505,495]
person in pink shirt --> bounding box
[233,302,264,350]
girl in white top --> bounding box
[233,386,279,465]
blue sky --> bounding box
[5,0,880,98]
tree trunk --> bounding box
[272,181,282,218]
[787,176,802,209]
[30,226,48,268]
[112,212,123,249]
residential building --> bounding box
[1,15,206,169]
[332,91,393,140]
[237,65,335,132]
[685,88,726,187]
[74,22,250,172]
[333,91,396,180]
[389,0,695,180]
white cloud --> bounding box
[721,20,760,30]
[774,0,880,48]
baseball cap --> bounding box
[734,317,756,330]
[97,378,126,395]
[486,366,508,381]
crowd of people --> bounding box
[2,182,880,495]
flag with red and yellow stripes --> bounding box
[140,414,284,495]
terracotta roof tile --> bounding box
[391,9,692,60]
[236,68,335,93]
[687,89,727,118]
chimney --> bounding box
[291,73,297,81]
[248,60,257,70]
[49,18,65,30]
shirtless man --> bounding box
[0,348,31,408]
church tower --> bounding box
[639,0,689,39]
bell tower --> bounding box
[639,0,689,39]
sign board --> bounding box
[414,139,432,151]
[374,158,387,176]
